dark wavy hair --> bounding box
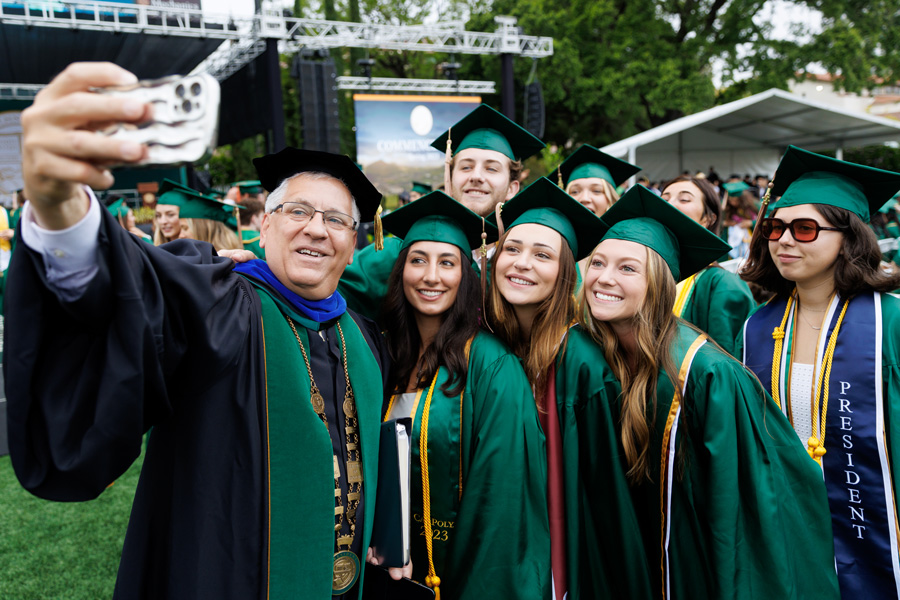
[740,203,900,297]
[662,175,722,235]
[381,245,481,397]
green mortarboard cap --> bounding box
[106,198,130,219]
[430,104,545,162]
[770,145,900,223]
[598,185,731,282]
[382,191,498,254]
[558,145,641,188]
[231,180,264,195]
[206,188,226,200]
[499,177,605,261]
[723,181,751,197]
[411,181,433,195]
[157,179,242,224]
[253,148,382,222]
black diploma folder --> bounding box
[370,418,412,568]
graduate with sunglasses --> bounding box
[740,146,900,599]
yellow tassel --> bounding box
[494,201,505,238]
[443,126,452,192]
[557,165,563,189]
[751,178,775,237]
[374,204,384,251]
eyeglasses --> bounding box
[272,202,358,232]
[758,218,846,243]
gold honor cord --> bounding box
[287,319,363,595]
[420,369,443,600]
[769,293,850,464]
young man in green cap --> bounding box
[740,145,900,599]
[339,104,545,319]
[237,195,266,259]
[6,62,405,599]
[580,184,840,600]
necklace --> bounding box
[288,318,362,595]
[770,291,849,465]
[798,308,822,330]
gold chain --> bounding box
[287,318,362,550]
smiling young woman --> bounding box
[660,175,757,355]
[486,177,651,599]
[579,184,839,600]
[740,146,900,599]
[378,192,550,599]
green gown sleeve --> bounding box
[681,267,756,357]
[556,327,653,599]
[443,333,550,600]
[664,340,840,599]
[881,294,900,514]
[338,237,402,320]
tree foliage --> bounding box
[216,0,900,177]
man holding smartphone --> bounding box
[6,62,408,599]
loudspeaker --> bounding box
[294,56,341,154]
[524,80,545,140]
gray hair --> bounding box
[265,171,361,226]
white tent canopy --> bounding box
[601,88,900,183]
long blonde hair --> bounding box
[486,227,578,404]
[180,218,242,251]
[578,245,680,483]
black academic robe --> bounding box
[4,207,389,599]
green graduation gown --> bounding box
[673,265,756,357]
[339,237,404,320]
[242,228,266,260]
[555,326,653,599]
[631,323,840,599]
[385,331,550,599]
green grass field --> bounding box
[0,452,142,599]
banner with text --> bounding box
[354,95,480,197]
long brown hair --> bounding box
[382,245,481,397]
[741,203,900,297]
[485,227,577,402]
[578,245,680,483]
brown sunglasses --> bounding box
[759,218,846,242]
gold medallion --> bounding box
[311,392,325,414]
[342,395,356,416]
[332,550,359,594]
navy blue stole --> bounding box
[743,292,900,598]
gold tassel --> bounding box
[751,178,775,238]
[494,201,505,238]
[557,165,563,189]
[443,126,452,193]
[374,204,384,251]
[480,216,493,333]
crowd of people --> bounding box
[5,61,900,600]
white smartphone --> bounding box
[96,73,220,167]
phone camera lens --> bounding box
[175,84,186,98]
[182,100,192,113]
[191,82,202,96]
